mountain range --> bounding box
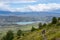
[0,10,60,26]
[0,9,60,17]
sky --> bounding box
[0,0,60,12]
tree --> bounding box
[31,26,36,32]
[43,23,47,27]
[58,17,60,23]
[57,23,60,26]
[1,36,6,40]
[17,30,22,36]
[52,17,57,24]
[1,30,14,40]
[58,17,60,20]
[17,30,22,39]
[39,23,43,29]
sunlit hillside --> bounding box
[13,24,60,40]
[1,17,60,40]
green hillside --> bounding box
[13,24,60,40]
[1,17,60,40]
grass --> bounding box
[0,22,60,40]
[0,23,39,40]
[13,24,60,40]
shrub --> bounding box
[17,30,22,36]
[1,30,14,40]
[31,26,36,32]
[38,23,43,29]
[52,17,57,24]
[43,23,47,27]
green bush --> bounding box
[17,30,22,36]
[31,26,36,32]
[52,17,57,24]
[58,17,60,20]
[38,23,43,29]
[43,23,47,27]
[56,23,60,26]
[1,30,14,40]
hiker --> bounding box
[42,30,46,34]
[42,30,47,40]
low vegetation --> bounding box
[1,17,60,40]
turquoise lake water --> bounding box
[16,22,35,25]
[16,21,46,25]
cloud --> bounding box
[0,0,37,3]
[0,2,60,12]
[0,2,9,10]
[28,3,60,11]
[0,2,12,11]
[0,2,30,12]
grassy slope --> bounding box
[0,23,60,40]
[13,24,60,40]
[0,23,39,40]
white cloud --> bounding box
[0,0,36,3]
[0,2,30,12]
[0,2,60,12]
[28,3,60,11]
[0,2,10,10]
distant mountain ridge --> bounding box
[0,9,60,17]
[0,10,60,26]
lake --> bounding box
[16,21,46,25]
[16,22,35,25]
